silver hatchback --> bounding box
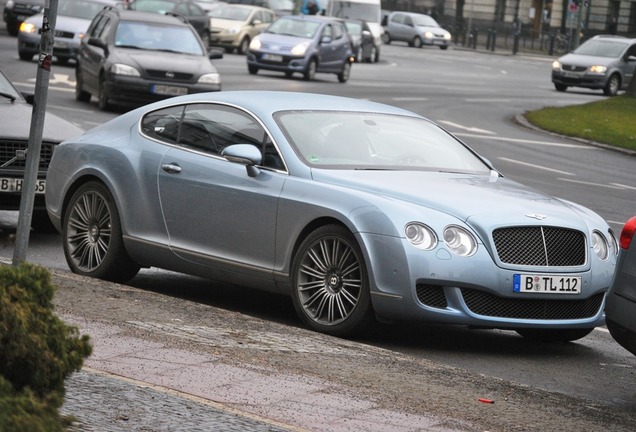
[381,11,450,50]
[551,35,636,96]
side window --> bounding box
[175,4,189,14]
[264,11,273,23]
[333,22,344,40]
[140,105,185,144]
[405,16,414,27]
[180,104,284,169]
[390,14,400,25]
[322,24,333,40]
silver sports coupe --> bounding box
[45,91,617,340]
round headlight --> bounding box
[405,223,437,250]
[592,231,609,260]
[443,226,477,257]
[552,60,561,70]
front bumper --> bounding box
[103,74,221,106]
[246,51,309,74]
[360,232,611,330]
[551,70,608,90]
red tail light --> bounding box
[619,216,636,250]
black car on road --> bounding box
[75,6,223,110]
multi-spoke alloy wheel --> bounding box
[292,225,373,336]
[63,181,139,282]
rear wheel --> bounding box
[603,73,620,96]
[303,58,317,81]
[516,328,594,343]
[62,181,140,283]
[291,224,374,337]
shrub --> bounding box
[0,263,92,430]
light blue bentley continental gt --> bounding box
[45,91,617,340]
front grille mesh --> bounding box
[416,284,448,308]
[493,226,586,266]
[0,140,54,172]
[146,70,194,81]
[461,289,604,320]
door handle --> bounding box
[161,163,182,174]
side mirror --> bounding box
[22,93,35,104]
[221,144,262,177]
[88,37,108,55]
[251,19,262,26]
[208,49,224,59]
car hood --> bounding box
[0,101,83,141]
[558,53,617,67]
[257,32,309,50]
[416,25,448,34]
[311,169,598,230]
[210,18,248,30]
[115,50,216,74]
[24,13,91,33]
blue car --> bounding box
[246,15,353,81]
[605,217,636,355]
[45,91,617,340]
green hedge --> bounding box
[0,263,92,430]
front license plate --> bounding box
[0,178,46,194]
[513,274,581,294]
[54,40,68,48]
[262,53,283,62]
[152,84,187,96]
[562,71,580,78]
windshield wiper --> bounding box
[0,91,17,102]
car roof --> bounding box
[590,34,636,44]
[147,91,422,118]
[105,7,192,26]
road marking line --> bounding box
[610,183,636,191]
[464,99,511,102]
[455,132,594,149]
[497,157,576,176]
[438,120,495,135]
[558,178,625,189]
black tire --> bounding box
[238,36,250,54]
[303,58,317,81]
[248,64,258,75]
[62,181,140,283]
[515,328,594,343]
[439,45,448,50]
[412,37,422,48]
[291,224,374,337]
[554,83,568,92]
[337,62,351,83]
[603,74,620,96]
[18,51,33,61]
[31,210,56,233]
[7,24,18,37]
[381,33,390,44]
[98,77,111,111]
[75,68,92,102]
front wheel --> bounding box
[381,33,390,44]
[98,77,111,111]
[515,328,594,343]
[291,225,374,337]
[62,181,140,283]
[412,37,422,48]
[337,62,351,83]
[554,83,568,92]
[248,64,258,75]
[75,68,91,102]
[303,58,317,81]
[603,74,620,96]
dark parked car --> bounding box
[551,35,636,96]
[0,68,83,230]
[45,91,617,340]
[75,7,222,111]
[3,0,45,36]
[606,217,636,355]
[128,0,212,47]
[246,15,353,81]
[17,0,118,64]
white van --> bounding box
[322,0,382,62]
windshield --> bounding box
[58,0,111,19]
[115,21,203,55]
[276,111,491,173]
[0,70,22,102]
[266,18,320,38]
[573,39,627,58]
[210,5,251,21]
[131,0,176,13]
[413,14,439,27]
[329,1,379,22]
